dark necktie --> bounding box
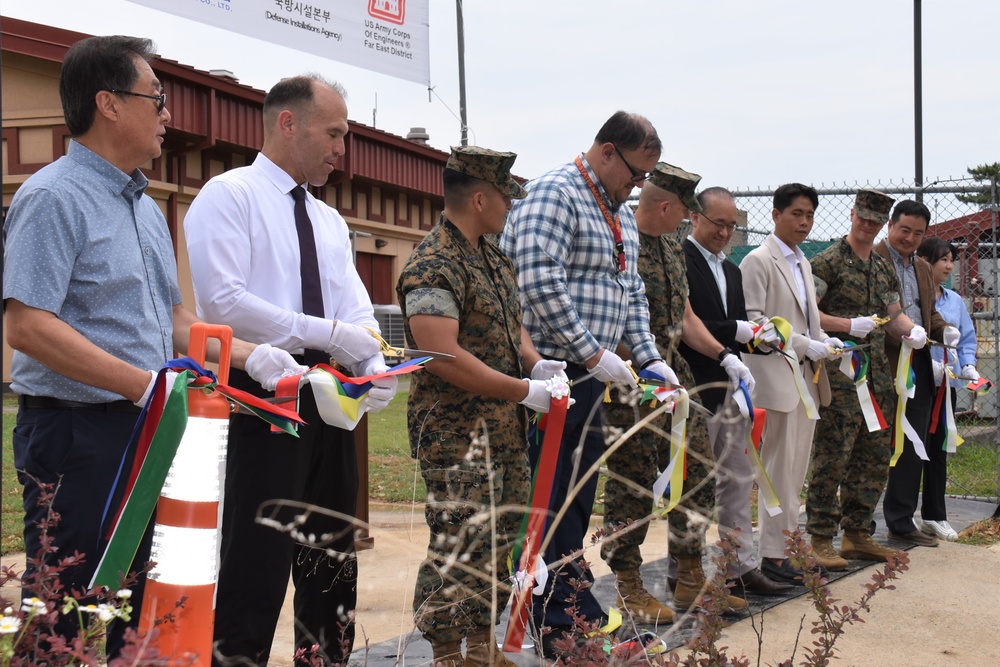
[291,185,328,367]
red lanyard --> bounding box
[575,156,626,273]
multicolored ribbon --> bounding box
[967,377,993,395]
[731,381,782,517]
[891,340,928,466]
[930,350,964,453]
[504,380,571,653]
[837,342,888,432]
[272,357,431,432]
[749,316,818,420]
[91,358,304,588]
[644,386,689,513]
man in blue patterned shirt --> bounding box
[501,111,678,657]
[3,35,302,658]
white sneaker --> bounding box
[921,519,958,541]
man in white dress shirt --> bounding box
[185,74,397,666]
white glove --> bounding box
[354,355,397,414]
[805,338,832,361]
[943,325,961,349]
[932,360,946,384]
[849,316,877,338]
[906,325,927,349]
[590,350,638,388]
[134,369,179,408]
[720,353,754,392]
[734,321,755,345]
[519,379,552,413]
[246,344,309,392]
[757,321,781,347]
[530,359,569,383]
[962,364,980,382]
[643,360,680,387]
[327,321,381,368]
[824,337,845,350]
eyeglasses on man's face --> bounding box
[698,214,737,234]
[107,89,167,114]
[612,144,650,183]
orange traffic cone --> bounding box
[138,323,233,664]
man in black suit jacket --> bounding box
[678,187,790,595]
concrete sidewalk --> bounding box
[326,497,1000,666]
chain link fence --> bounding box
[702,177,1000,503]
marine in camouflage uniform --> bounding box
[807,189,905,552]
[602,232,713,567]
[601,163,749,616]
[397,146,545,665]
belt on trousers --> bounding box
[18,394,142,415]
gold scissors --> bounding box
[363,326,456,360]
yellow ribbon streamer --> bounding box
[651,388,689,512]
[891,340,928,466]
[757,316,819,420]
[732,388,782,517]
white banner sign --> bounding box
[128,0,430,85]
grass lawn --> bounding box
[366,390,425,504]
[3,395,23,554]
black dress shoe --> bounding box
[726,568,794,596]
[760,558,828,586]
[887,529,939,547]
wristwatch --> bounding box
[717,346,733,362]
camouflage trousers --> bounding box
[602,389,715,569]
[412,435,530,644]
[806,374,897,536]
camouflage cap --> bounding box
[646,162,703,213]
[445,145,526,199]
[855,188,895,223]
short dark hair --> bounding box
[696,186,734,212]
[916,236,955,265]
[594,111,662,154]
[891,199,931,227]
[60,35,156,136]
[442,168,489,207]
[263,74,346,124]
[773,183,819,212]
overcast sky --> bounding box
[4,0,999,191]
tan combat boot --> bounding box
[839,529,899,561]
[810,535,849,571]
[430,639,463,667]
[464,627,516,667]
[614,568,676,624]
[671,556,748,614]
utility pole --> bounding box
[456,0,468,146]
[914,0,924,202]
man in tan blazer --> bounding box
[740,183,841,583]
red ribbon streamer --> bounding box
[503,394,569,653]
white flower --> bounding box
[80,604,100,615]
[97,604,116,622]
[21,597,47,612]
[3,607,11,615]
[0,616,21,634]
[116,588,132,600]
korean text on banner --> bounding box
[128,0,430,86]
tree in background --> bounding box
[957,162,1000,208]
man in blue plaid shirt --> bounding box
[501,111,677,658]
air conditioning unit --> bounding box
[373,304,406,365]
